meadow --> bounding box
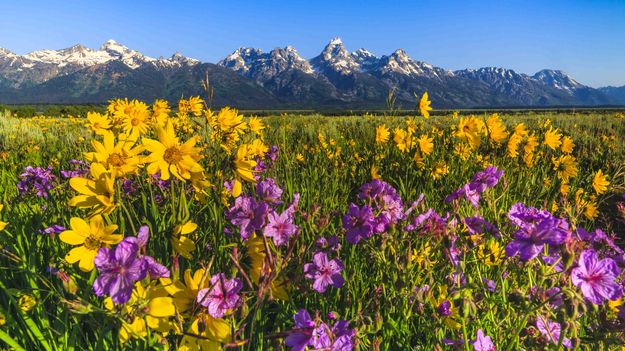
[0,96,625,350]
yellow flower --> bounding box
[247,235,289,300]
[119,100,151,139]
[514,123,528,137]
[179,96,204,117]
[143,121,204,181]
[233,144,257,183]
[592,169,609,195]
[485,113,508,143]
[561,136,575,154]
[69,163,117,215]
[507,133,523,158]
[172,221,198,259]
[417,134,434,155]
[152,99,171,127]
[179,312,231,351]
[248,116,265,135]
[160,269,231,350]
[584,202,598,220]
[296,153,305,162]
[543,126,562,150]
[86,131,143,176]
[371,165,380,180]
[560,182,571,196]
[0,204,7,231]
[376,124,390,144]
[59,215,122,272]
[455,117,482,149]
[552,155,578,182]
[107,282,177,344]
[476,240,505,266]
[431,161,449,180]
[19,294,37,312]
[86,112,111,134]
[418,92,432,118]
[393,128,413,152]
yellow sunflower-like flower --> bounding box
[86,112,111,135]
[393,128,413,152]
[543,126,562,150]
[418,92,432,118]
[552,155,578,182]
[233,144,258,183]
[248,116,265,135]
[561,136,575,154]
[455,117,482,149]
[69,163,117,215]
[143,121,204,181]
[247,234,289,300]
[179,96,204,117]
[592,169,609,195]
[105,282,177,344]
[59,215,122,272]
[485,113,508,143]
[152,99,171,127]
[375,124,390,144]
[86,131,143,176]
[417,134,434,156]
[120,100,151,139]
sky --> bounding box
[0,0,623,87]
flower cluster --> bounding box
[446,166,504,207]
[17,165,57,198]
[285,310,355,351]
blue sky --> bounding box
[0,0,623,87]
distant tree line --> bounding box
[0,104,107,117]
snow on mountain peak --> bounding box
[329,37,343,46]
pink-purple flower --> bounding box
[197,273,242,318]
[535,316,572,348]
[93,238,148,304]
[505,203,568,261]
[342,203,375,244]
[571,249,623,305]
[264,209,298,246]
[304,251,344,293]
[471,329,495,351]
[285,309,354,351]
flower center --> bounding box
[164,147,183,164]
[84,235,103,250]
[107,153,126,167]
[131,117,141,126]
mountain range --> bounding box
[1,38,623,109]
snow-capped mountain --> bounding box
[0,38,620,107]
[310,37,360,75]
[0,40,199,88]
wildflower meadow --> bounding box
[1,95,625,350]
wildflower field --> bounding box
[1,96,625,350]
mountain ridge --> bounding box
[1,38,623,108]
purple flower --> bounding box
[471,166,504,193]
[227,196,269,240]
[358,180,405,231]
[197,273,242,318]
[482,278,497,292]
[266,145,279,162]
[17,166,56,198]
[256,178,283,205]
[40,224,66,236]
[505,204,568,261]
[304,251,344,293]
[404,208,448,236]
[93,238,148,304]
[571,249,623,305]
[342,203,375,244]
[60,160,89,179]
[464,216,499,237]
[437,300,453,317]
[264,209,298,246]
[471,329,495,351]
[285,310,315,351]
[535,316,572,349]
[285,310,354,351]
